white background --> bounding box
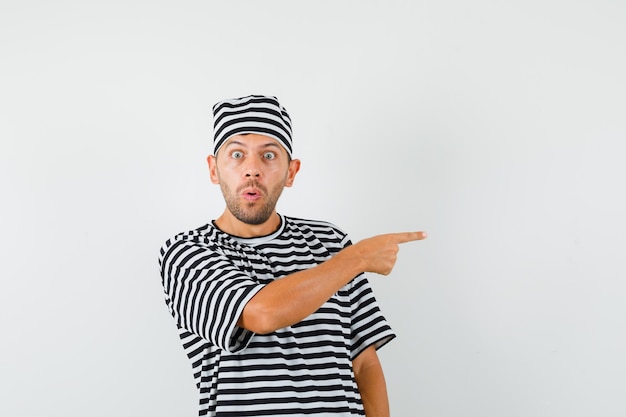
[1,1,625,416]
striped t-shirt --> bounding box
[158,215,396,416]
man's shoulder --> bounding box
[158,223,221,260]
[282,215,349,241]
[283,215,340,230]
[165,222,214,242]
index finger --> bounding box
[390,231,428,243]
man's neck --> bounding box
[214,211,281,238]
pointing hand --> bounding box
[353,231,427,275]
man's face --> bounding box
[208,134,300,225]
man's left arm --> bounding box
[352,345,390,417]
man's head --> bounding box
[207,95,300,234]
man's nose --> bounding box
[243,156,261,178]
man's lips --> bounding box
[240,186,264,201]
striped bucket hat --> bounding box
[212,95,293,156]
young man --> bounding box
[159,95,427,416]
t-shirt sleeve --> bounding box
[348,273,396,360]
[328,226,396,360]
[158,235,264,353]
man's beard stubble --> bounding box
[220,180,285,225]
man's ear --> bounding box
[207,155,220,184]
[285,159,301,187]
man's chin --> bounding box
[235,211,273,226]
[240,218,268,226]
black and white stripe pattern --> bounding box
[159,215,396,416]
[212,95,293,156]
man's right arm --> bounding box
[237,231,427,334]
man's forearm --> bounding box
[353,346,390,417]
[236,245,364,333]
[237,231,426,334]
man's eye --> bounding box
[231,151,244,159]
[263,152,276,160]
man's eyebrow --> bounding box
[260,142,282,149]
[224,140,247,148]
